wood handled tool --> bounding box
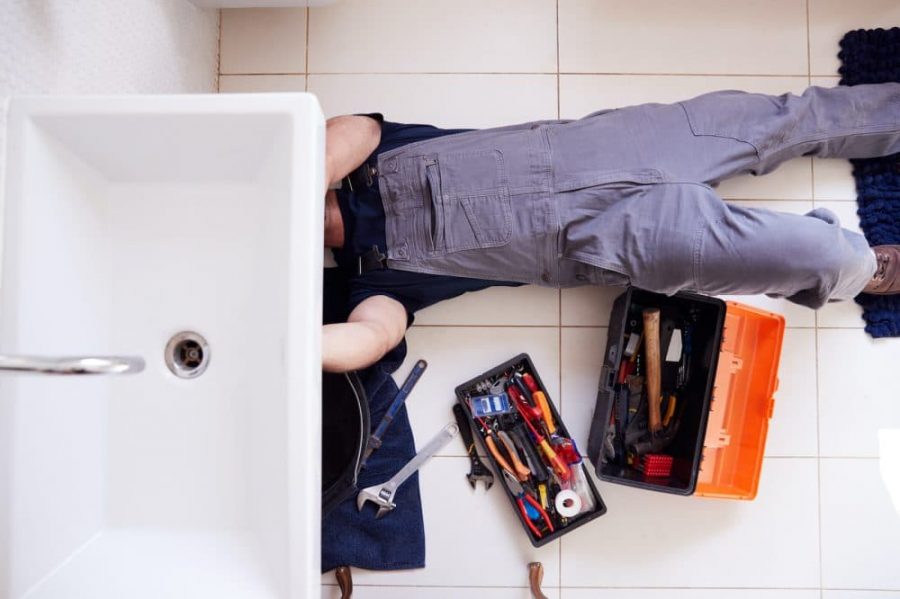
[452,403,494,490]
[643,308,663,433]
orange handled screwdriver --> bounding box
[513,395,571,483]
[518,372,558,435]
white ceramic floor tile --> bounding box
[765,329,818,457]
[818,331,900,457]
[308,0,557,73]
[218,74,306,93]
[323,586,560,599]
[560,286,622,327]
[397,326,561,457]
[559,75,813,200]
[559,327,608,453]
[415,286,560,327]
[308,74,557,129]
[560,458,820,588]
[558,0,807,75]
[563,591,820,599]
[809,0,900,76]
[219,8,306,75]
[326,457,561,588]
[821,458,900,589]
[814,158,857,201]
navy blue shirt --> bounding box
[332,115,520,322]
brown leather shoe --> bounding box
[864,245,900,294]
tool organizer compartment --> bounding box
[587,287,785,499]
[456,354,606,547]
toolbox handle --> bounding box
[600,366,616,393]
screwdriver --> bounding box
[512,393,571,484]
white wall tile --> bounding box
[560,459,820,588]
[398,326,561,457]
[324,586,560,599]
[308,0,557,73]
[308,74,558,129]
[330,457,561,588]
[559,75,813,200]
[415,286,560,327]
[563,591,820,599]
[220,8,307,74]
[558,0,808,75]
[821,459,900,589]
[218,74,306,92]
[818,331,900,457]
[809,0,900,76]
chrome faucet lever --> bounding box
[0,355,145,375]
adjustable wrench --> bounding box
[453,403,494,491]
[356,422,459,518]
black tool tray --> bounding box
[455,353,607,547]
[587,288,726,495]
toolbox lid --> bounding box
[694,301,785,500]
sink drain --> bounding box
[165,331,210,379]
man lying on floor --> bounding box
[322,83,900,373]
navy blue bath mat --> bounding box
[838,27,900,337]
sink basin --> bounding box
[0,94,325,599]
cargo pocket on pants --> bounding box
[426,150,513,253]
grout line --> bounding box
[806,0,817,206]
[215,9,222,92]
[305,6,310,91]
[221,71,816,77]
[556,0,562,121]
[556,23,563,592]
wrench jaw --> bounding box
[356,486,397,518]
[467,472,494,491]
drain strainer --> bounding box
[165,331,210,379]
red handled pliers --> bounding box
[502,471,555,539]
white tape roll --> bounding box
[555,490,582,518]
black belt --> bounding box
[357,245,387,275]
[343,162,379,193]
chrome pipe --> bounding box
[0,355,145,375]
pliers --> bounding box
[502,471,555,539]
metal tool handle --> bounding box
[452,403,478,457]
[0,355,145,375]
[372,359,428,441]
[385,422,458,491]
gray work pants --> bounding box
[378,84,900,308]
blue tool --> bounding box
[362,359,428,465]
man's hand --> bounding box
[322,294,408,373]
[325,115,382,187]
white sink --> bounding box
[0,94,325,599]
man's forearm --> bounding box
[322,321,391,373]
[325,115,381,186]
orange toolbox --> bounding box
[587,288,785,499]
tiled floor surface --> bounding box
[219,2,900,597]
